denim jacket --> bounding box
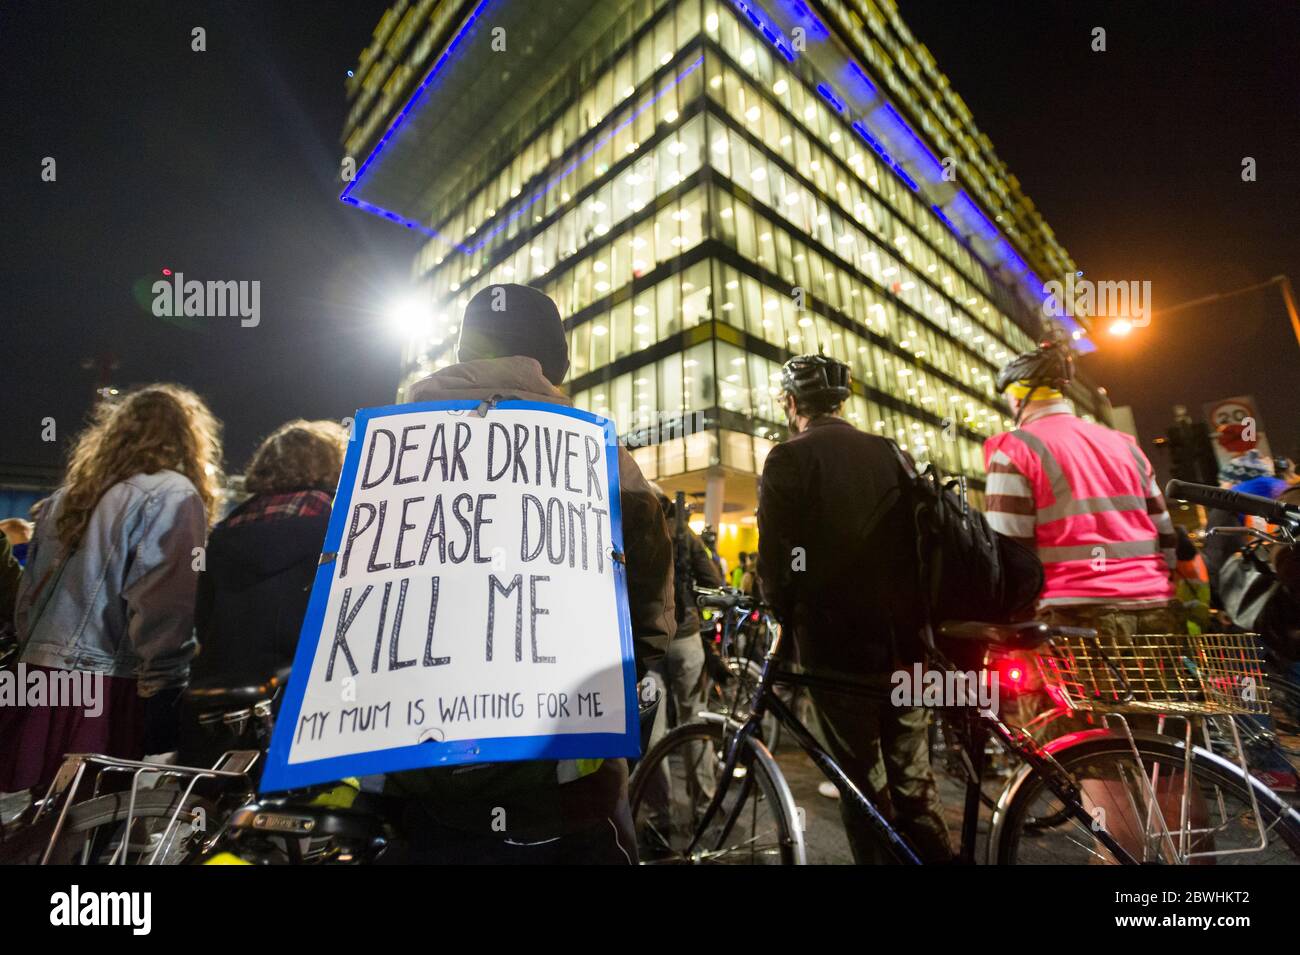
[16,470,206,696]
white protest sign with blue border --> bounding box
[259,398,638,792]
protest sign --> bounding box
[259,399,637,792]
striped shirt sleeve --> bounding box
[984,446,1036,549]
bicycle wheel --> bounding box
[628,720,798,864]
[995,731,1300,864]
[0,789,214,865]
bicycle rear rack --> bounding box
[33,750,260,865]
[1102,714,1270,864]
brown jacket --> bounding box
[390,356,676,837]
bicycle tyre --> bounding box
[994,730,1300,864]
[628,720,799,864]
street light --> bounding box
[387,295,432,339]
[1105,274,1300,351]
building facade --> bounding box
[342,0,1109,562]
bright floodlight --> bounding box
[1108,318,1133,336]
[388,296,431,339]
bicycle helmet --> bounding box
[995,335,1075,394]
[779,353,851,410]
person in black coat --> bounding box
[757,354,951,865]
[191,420,346,687]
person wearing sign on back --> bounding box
[383,284,676,864]
[757,354,953,864]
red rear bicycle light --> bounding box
[991,656,1028,695]
[750,611,760,622]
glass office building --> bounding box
[342,0,1109,561]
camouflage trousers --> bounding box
[810,683,953,864]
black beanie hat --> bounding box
[456,283,570,384]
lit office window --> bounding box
[682,340,713,412]
[659,350,685,416]
[681,260,712,328]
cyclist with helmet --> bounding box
[757,353,953,864]
[985,336,1216,850]
[984,333,1181,737]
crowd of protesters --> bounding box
[0,388,348,794]
[1,282,1297,864]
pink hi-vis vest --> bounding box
[986,413,1173,605]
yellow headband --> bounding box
[1005,382,1063,401]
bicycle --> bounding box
[3,661,666,865]
[0,670,389,865]
[933,481,1300,815]
[1234,651,1300,761]
[628,589,1300,864]
[1166,480,1300,777]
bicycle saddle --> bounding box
[936,620,1092,650]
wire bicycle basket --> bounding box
[1036,631,1270,716]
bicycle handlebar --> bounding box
[694,587,767,614]
[1165,479,1299,528]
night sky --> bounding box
[6,1,1299,484]
[902,0,1300,473]
[5,0,407,478]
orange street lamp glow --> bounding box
[1109,318,1133,336]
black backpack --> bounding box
[888,442,1043,626]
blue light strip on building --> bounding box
[851,120,892,164]
[817,83,845,113]
[734,0,802,60]
[341,4,702,261]
[779,0,830,40]
[932,204,958,233]
[340,0,495,251]
[875,102,945,183]
[846,60,877,98]
[732,0,1087,344]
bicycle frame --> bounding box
[683,611,1142,865]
